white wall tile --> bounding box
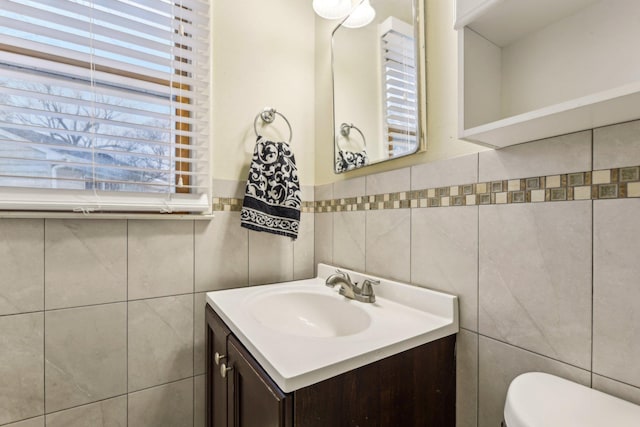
[194,375,206,427]
[45,220,126,310]
[195,213,248,292]
[128,220,194,300]
[333,176,365,199]
[411,206,478,331]
[365,209,411,282]
[0,220,43,316]
[0,313,44,425]
[479,131,591,182]
[248,230,294,285]
[314,212,333,270]
[294,212,315,280]
[411,153,478,189]
[300,184,315,202]
[46,396,126,427]
[194,292,207,376]
[592,375,640,406]
[3,417,44,427]
[457,329,478,427]
[128,295,193,392]
[593,199,640,388]
[314,183,333,201]
[333,211,366,272]
[128,378,193,427]
[45,304,127,413]
[594,120,640,169]
[366,168,410,195]
[479,202,592,369]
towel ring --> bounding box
[337,122,367,151]
[253,107,293,143]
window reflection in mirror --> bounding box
[332,0,422,174]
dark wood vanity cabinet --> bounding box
[227,335,293,427]
[205,305,231,427]
[205,304,456,427]
[206,306,292,427]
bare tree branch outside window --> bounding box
[0,78,175,192]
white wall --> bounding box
[211,0,316,186]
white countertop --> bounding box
[206,264,459,392]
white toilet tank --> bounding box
[504,372,640,427]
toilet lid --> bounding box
[504,372,640,427]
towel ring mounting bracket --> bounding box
[253,107,293,143]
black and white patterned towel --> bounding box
[241,136,301,239]
[336,149,368,172]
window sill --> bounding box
[0,211,215,220]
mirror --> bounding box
[332,0,422,173]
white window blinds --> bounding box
[0,0,211,213]
[380,17,417,158]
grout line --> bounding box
[0,309,47,319]
[291,219,296,281]
[409,166,413,285]
[475,153,481,427]
[592,373,640,391]
[330,183,335,266]
[589,200,595,387]
[590,130,595,388]
[35,376,199,420]
[0,415,44,427]
[0,377,203,425]
[39,394,128,419]
[364,177,369,275]
[478,333,591,373]
[312,192,317,276]
[125,219,129,427]
[27,291,198,314]
[246,211,251,286]
[127,376,195,396]
[191,220,196,427]
[43,218,47,421]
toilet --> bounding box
[503,372,640,427]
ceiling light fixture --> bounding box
[342,0,376,29]
[312,0,352,20]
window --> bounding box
[380,16,417,159]
[0,0,210,213]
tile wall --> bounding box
[314,120,640,427]
[0,180,315,427]
[2,120,640,427]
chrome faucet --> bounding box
[325,269,379,303]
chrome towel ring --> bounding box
[338,122,366,148]
[253,107,293,143]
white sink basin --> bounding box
[206,263,459,392]
[247,290,371,338]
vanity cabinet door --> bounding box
[205,306,231,427]
[293,335,456,427]
[226,335,293,427]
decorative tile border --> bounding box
[212,166,640,212]
[212,198,315,213]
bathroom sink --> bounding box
[206,264,459,392]
[247,290,371,338]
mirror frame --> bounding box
[331,0,424,174]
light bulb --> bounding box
[342,0,376,28]
[313,0,352,20]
